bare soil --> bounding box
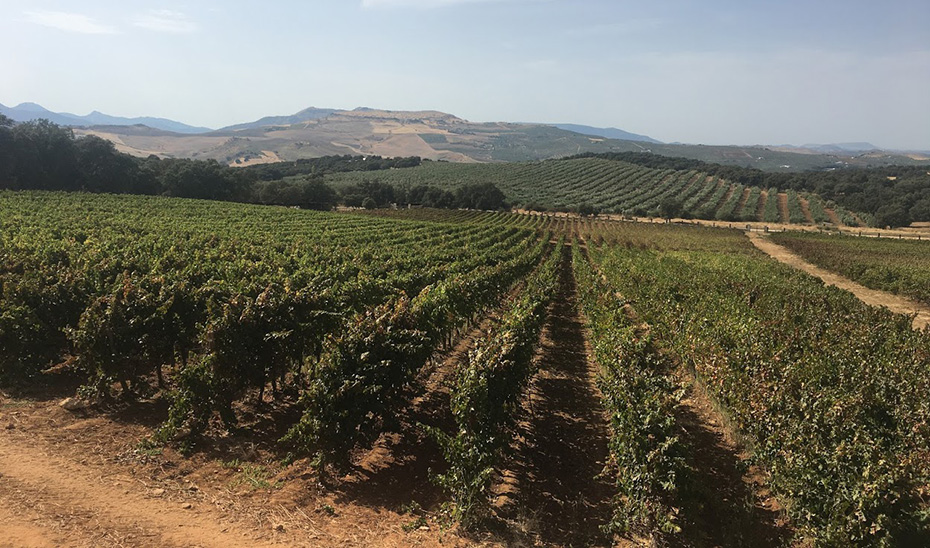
[776,193,789,224]
[0,365,483,548]
[735,187,751,215]
[756,190,768,221]
[748,232,930,330]
[493,244,615,546]
[798,197,814,224]
[674,371,793,548]
[0,396,292,548]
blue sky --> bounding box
[1,0,928,149]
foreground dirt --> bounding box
[0,283,539,548]
[0,390,483,548]
[748,232,930,330]
[0,399,292,548]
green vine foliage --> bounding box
[430,240,561,526]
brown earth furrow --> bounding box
[494,244,614,547]
[673,373,792,547]
[748,232,930,330]
[776,193,789,224]
[735,187,751,215]
[799,197,814,224]
[756,190,768,221]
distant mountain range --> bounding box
[0,102,212,134]
[3,101,927,170]
[801,142,880,153]
[550,123,661,144]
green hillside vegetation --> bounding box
[0,116,898,226]
[576,152,930,227]
[323,157,866,225]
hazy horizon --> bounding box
[2,0,928,150]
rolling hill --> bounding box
[5,101,927,171]
[323,156,865,225]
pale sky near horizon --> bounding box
[1,0,928,149]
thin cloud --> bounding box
[23,10,119,34]
[133,10,198,33]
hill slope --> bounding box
[7,102,924,170]
[323,157,865,225]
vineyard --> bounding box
[323,157,866,225]
[771,231,930,306]
[1,192,928,547]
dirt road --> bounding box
[748,232,930,330]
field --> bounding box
[1,192,929,547]
[323,157,866,225]
[770,231,930,306]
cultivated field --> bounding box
[770,231,930,306]
[324,158,865,225]
[1,193,928,547]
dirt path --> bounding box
[824,208,841,226]
[748,232,930,330]
[494,245,614,546]
[0,428,288,548]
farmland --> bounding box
[770,231,930,306]
[323,157,866,225]
[1,192,929,547]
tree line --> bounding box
[0,116,507,211]
[573,151,930,227]
[241,154,422,180]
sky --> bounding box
[1,0,929,150]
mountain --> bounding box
[1,102,88,127]
[9,101,922,170]
[551,123,661,144]
[0,102,212,134]
[220,107,338,131]
[799,143,880,154]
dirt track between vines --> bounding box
[494,244,615,546]
[748,232,930,330]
